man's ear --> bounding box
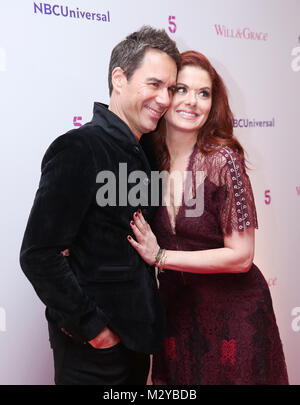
[111,67,126,94]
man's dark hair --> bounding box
[108,25,180,95]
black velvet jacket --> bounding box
[20,103,164,354]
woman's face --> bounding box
[165,65,212,136]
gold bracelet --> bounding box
[158,249,166,274]
[154,247,163,266]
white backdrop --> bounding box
[0,0,299,385]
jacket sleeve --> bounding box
[20,133,108,341]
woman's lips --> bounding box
[176,110,199,119]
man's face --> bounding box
[117,49,177,138]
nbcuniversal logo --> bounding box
[233,118,275,128]
[33,2,111,22]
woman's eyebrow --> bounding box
[176,82,211,90]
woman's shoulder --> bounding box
[206,144,244,168]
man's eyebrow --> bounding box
[146,77,164,83]
[146,77,177,90]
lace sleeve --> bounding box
[218,147,258,236]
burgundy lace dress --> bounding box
[151,145,289,385]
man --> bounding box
[20,26,179,385]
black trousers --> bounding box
[49,326,150,385]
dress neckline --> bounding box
[163,143,198,235]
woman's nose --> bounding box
[185,90,197,105]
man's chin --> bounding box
[142,120,160,134]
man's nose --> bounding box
[156,87,171,108]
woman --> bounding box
[127,51,289,385]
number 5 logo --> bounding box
[168,16,176,34]
[265,190,271,205]
[73,116,82,127]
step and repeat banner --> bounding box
[0,0,299,384]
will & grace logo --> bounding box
[214,25,268,41]
[233,118,275,129]
[33,2,111,22]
